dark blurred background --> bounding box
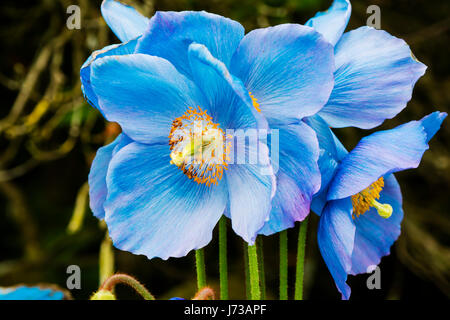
[0,0,448,300]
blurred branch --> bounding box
[0,181,41,262]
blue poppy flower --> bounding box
[81,1,335,259]
[307,112,446,299]
[0,285,70,300]
[306,0,426,129]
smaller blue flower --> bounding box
[308,112,446,299]
[0,285,70,300]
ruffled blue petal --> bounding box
[259,122,320,235]
[328,113,445,200]
[187,43,267,131]
[0,286,67,300]
[305,0,351,46]
[318,26,427,129]
[101,0,149,42]
[230,24,334,125]
[226,134,275,244]
[310,152,339,215]
[90,54,206,144]
[88,134,132,219]
[80,38,138,112]
[350,174,403,275]
[317,198,355,300]
[104,142,228,260]
[305,115,348,215]
[136,11,244,77]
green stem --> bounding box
[294,217,309,300]
[101,274,154,300]
[247,242,261,300]
[195,249,207,290]
[243,243,250,299]
[218,216,228,300]
[257,237,266,299]
[99,231,114,286]
[279,230,288,300]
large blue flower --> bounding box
[307,112,446,299]
[81,1,335,259]
[0,285,70,300]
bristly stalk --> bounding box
[243,243,251,299]
[218,216,228,300]
[247,242,261,300]
[195,249,206,290]
[257,237,266,299]
[100,273,154,300]
[279,230,288,300]
[294,217,309,300]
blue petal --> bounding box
[88,134,132,219]
[318,26,427,129]
[350,174,403,275]
[305,0,351,46]
[230,24,335,125]
[0,286,67,300]
[101,0,149,42]
[80,38,138,112]
[327,113,444,200]
[317,198,355,300]
[419,111,447,143]
[90,54,206,144]
[136,11,244,77]
[305,114,347,162]
[310,152,339,215]
[226,133,275,244]
[187,43,267,131]
[259,122,321,235]
[104,142,228,260]
[305,115,348,215]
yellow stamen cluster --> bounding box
[249,91,261,113]
[169,106,231,186]
[351,177,393,219]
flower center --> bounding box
[249,91,261,112]
[169,106,230,186]
[350,177,393,219]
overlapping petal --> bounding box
[259,122,320,235]
[305,0,351,46]
[80,38,138,112]
[230,24,334,125]
[136,11,244,77]
[187,43,266,131]
[317,198,355,300]
[104,143,228,260]
[305,115,348,215]
[88,134,132,219]
[226,132,275,244]
[101,0,149,42]
[327,113,448,200]
[318,26,427,129]
[90,53,206,144]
